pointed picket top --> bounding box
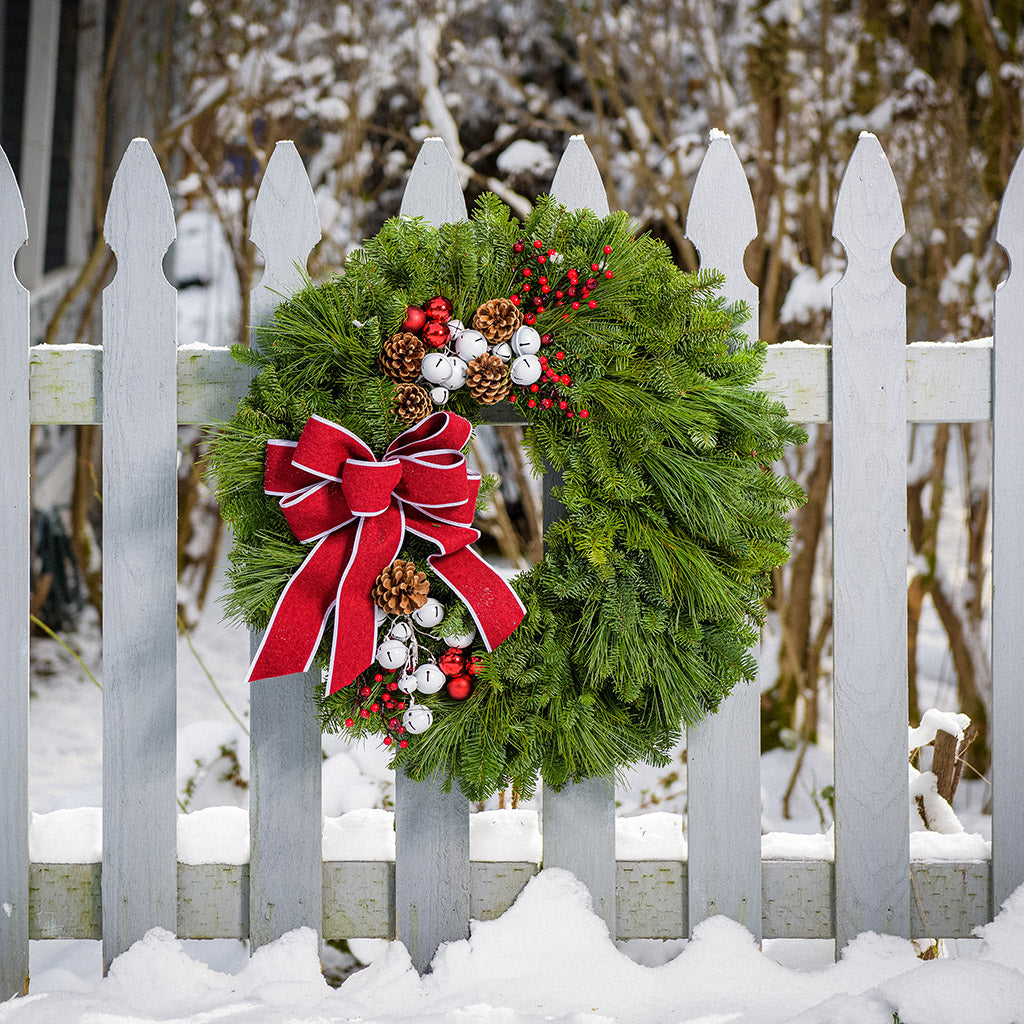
[550,135,609,215]
[995,146,1024,270]
[0,145,27,268]
[833,133,905,272]
[250,142,321,328]
[399,138,467,226]
[104,139,175,258]
[686,130,757,315]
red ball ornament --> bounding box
[439,647,467,676]
[423,296,453,323]
[466,655,484,675]
[446,674,474,700]
[422,321,450,348]
[402,306,427,332]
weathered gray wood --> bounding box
[24,339,995,427]
[27,857,992,941]
[394,137,472,972]
[540,136,617,935]
[991,146,1024,917]
[101,139,179,969]
[395,772,471,970]
[0,143,30,1002]
[248,141,324,949]
[399,138,469,223]
[177,864,248,939]
[831,133,909,951]
[16,0,60,289]
[549,136,610,217]
[684,131,763,940]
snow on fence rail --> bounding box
[2,130,1023,997]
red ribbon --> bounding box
[248,412,526,694]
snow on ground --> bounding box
[6,872,1024,1024]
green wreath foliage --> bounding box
[209,193,806,801]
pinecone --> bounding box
[472,298,523,344]
[373,559,429,615]
[379,332,425,383]
[393,383,432,424]
[466,353,511,405]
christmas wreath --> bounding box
[210,193,805,801]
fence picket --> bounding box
[395,138,472,972]
[0,145,30,1001]
[542,136,616,935]
[831,133,909,950]
[991,147,1024,915]
[100,139,179,967]
[683,132,763,939]
[248,141,323,949]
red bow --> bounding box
[248,412,525,694]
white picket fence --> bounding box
[2,130,1023,998]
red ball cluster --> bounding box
[402,295,454,349]
[344,669,410,747]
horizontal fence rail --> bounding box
[4,127,1024,999]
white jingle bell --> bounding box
[413,663,447,694]
[376,639,408,671]
[446,356,468,390]
[421,351,453,385]
[447,318,465,339]
[491,341,513,362]
[403,704,433,734]
[389,620,413,641]
[511,325,542,355]
[411,597,445,628]
[455,330,488,362]
[510,354,542,386]
[396,672,418,694]
[446,627,477,648]
[429,386,450,405]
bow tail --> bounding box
[248,529,357,683]
[325,504,405,694]
[407,513,526,651]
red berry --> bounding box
[345,718,354,728]
[591,263,600,272]
[537,255,546,264]
[530,383,539,392]
[509,394,517,402]
[374,673,383,683]
[541,285,550,294]
[605,270,613,279]
[389,718,399,729]
[559,400,568,409]
[527,399,536,408]
[360,708,370,718]
[556,351,565,360]
[524,313,536,324]
[387,681,398,691]
[383,736,392,746]
[399,740,408,748]
[510,294,520,305]
[533,239,543,249]
[562,313,570,320]
[603,245,612,254]
[359,686,371,697]
[522,268,531,277]
[548,248,556,256]
[541,334,553,345]
[541,398,553,409]
[539,277,547,285]
[398,726,406,734]
[561,374,571,385]
[568,287,577,297]
[555,291,563,298]
[572,301,580,310]
[513,240,524,253]
[588,300,597,309]
[370,703,380,713]
[522,283,530,292]
[580,409,590,419]
[586,278,597,288]
[567,411,575,418]
[537,305,545,313]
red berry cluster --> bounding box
[402,295,454,349]
[343,671,410,748]
[507,239,613,420]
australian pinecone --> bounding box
[379,332,425,383]
[472,297,523,343]
[466,352,511,405]
[393,383,432,424]
[373,559,429,615]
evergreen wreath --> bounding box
[210,193,806,802]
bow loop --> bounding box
[248,412,525,695]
